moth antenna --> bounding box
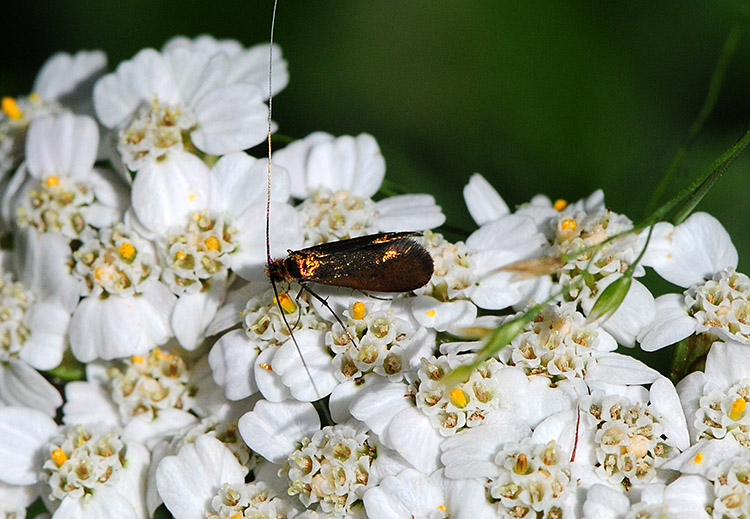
[266,0,321,399]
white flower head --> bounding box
[93,39,281,171]
[0,50,106,181]
[0,266,66,415]
[282,421,376,516]
[69,223,175,361]
[5,112,127,236]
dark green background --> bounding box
[4,1,750,268]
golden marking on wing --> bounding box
[299,255,321,277]
[381,249,399,262]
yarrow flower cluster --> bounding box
[0,30,749,519]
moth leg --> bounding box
[299,283,359,349]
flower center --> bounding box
[297,189,378,246]
[118,97,196,170]
[696,381,750,447]
[17,175,94,237]
[0,270,33,361]
[161,212,238,295]
[685,268,750,342]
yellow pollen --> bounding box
[188,193,196,202]
[132,355,144,363]
[94,266,104,281]
[553,199,568,211]
[352,301,366,320]
[205,236,220,251]
[155,348,172,360]
[119,242,135,260]
[259,363,273,371]
[449,388,468,408]
[275,293,296,314]
[438,505,447,512]
[1,96,23,120]
[693,452,703,464]
[175,250,185,260]
[426,309,436,318]
[730,397,746,420]
[560,218,577,231]
[231,515,242,519]
[45,175,60,187]
[51,448,68,466]
[192,212,201,221]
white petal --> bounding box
[94,49,178,129]
[191,84,267,154]
[207,329,258,400]
[385,408,443,474]
[238,400,320,463]
[273,132,334,198]
[349,379,413,440]
[410,296,477,333]
[156,436,245,519]
[649,212,738,287]
[212,152,289,215]
[272,329,339,401]
[463,173,509,226]
[444,476,498,519]
[0,359,62,416]
[254,347,292,402]
[123,409,198,447]
[171,273,226,350]
[649,377,689,451]
[585,352,661,386]
[374,194,446,232]
[703,340,750,389]
[594,278,655,347]
[26,113,98,179]
[305,134,385,198]
[62,380,120,427]
[56,488,140,519]
[638,293,697,352]
[441,419,530,479]
[363,468,444,519]
[0,407,57,485]
[33,50,107,102]
[131,152,211,234]
[70,287,174,362]
[19,301,69,370]
[15,229,83,312]
[582,484,630,519]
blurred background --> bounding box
[3,1,750,268]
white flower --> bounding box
[0,266,66,416]
[363,468,450,519]
[574,378,689,492]
[0,407,149,519]
[93,39,277,171]
[155,435,292,519]
[3,112,128,311]
[626,476,713,518]
[68,223,175,361]
[676,340,750,446]
[130,151,300,349]
[274,132,445,244]
[638,213,744,351]
[0,50,106,184]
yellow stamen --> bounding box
[205,236,220,250]
[560,218,577,231]
[51,448,68,466]
[730,397,746,420]
[425,309,436,318]
[188,193,196,202]
[132,355,144,363]
[45,175,59,187]
[119,242,135,260]
[352,301,366,320]
[553,199,568,211]
[94,266,104,281]
[449,388,468,408]
[514,453,528,474]
[274,293,296,314]
[693,452,703,464]
[231,515,242,519]
[259,363,272,371]
[438,506,447,512]
[1,96,23,120]
[175,250,185,260]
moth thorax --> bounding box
[267,257,301,283]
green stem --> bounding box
[644,22,743,216]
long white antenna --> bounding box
[265,0,321,399]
